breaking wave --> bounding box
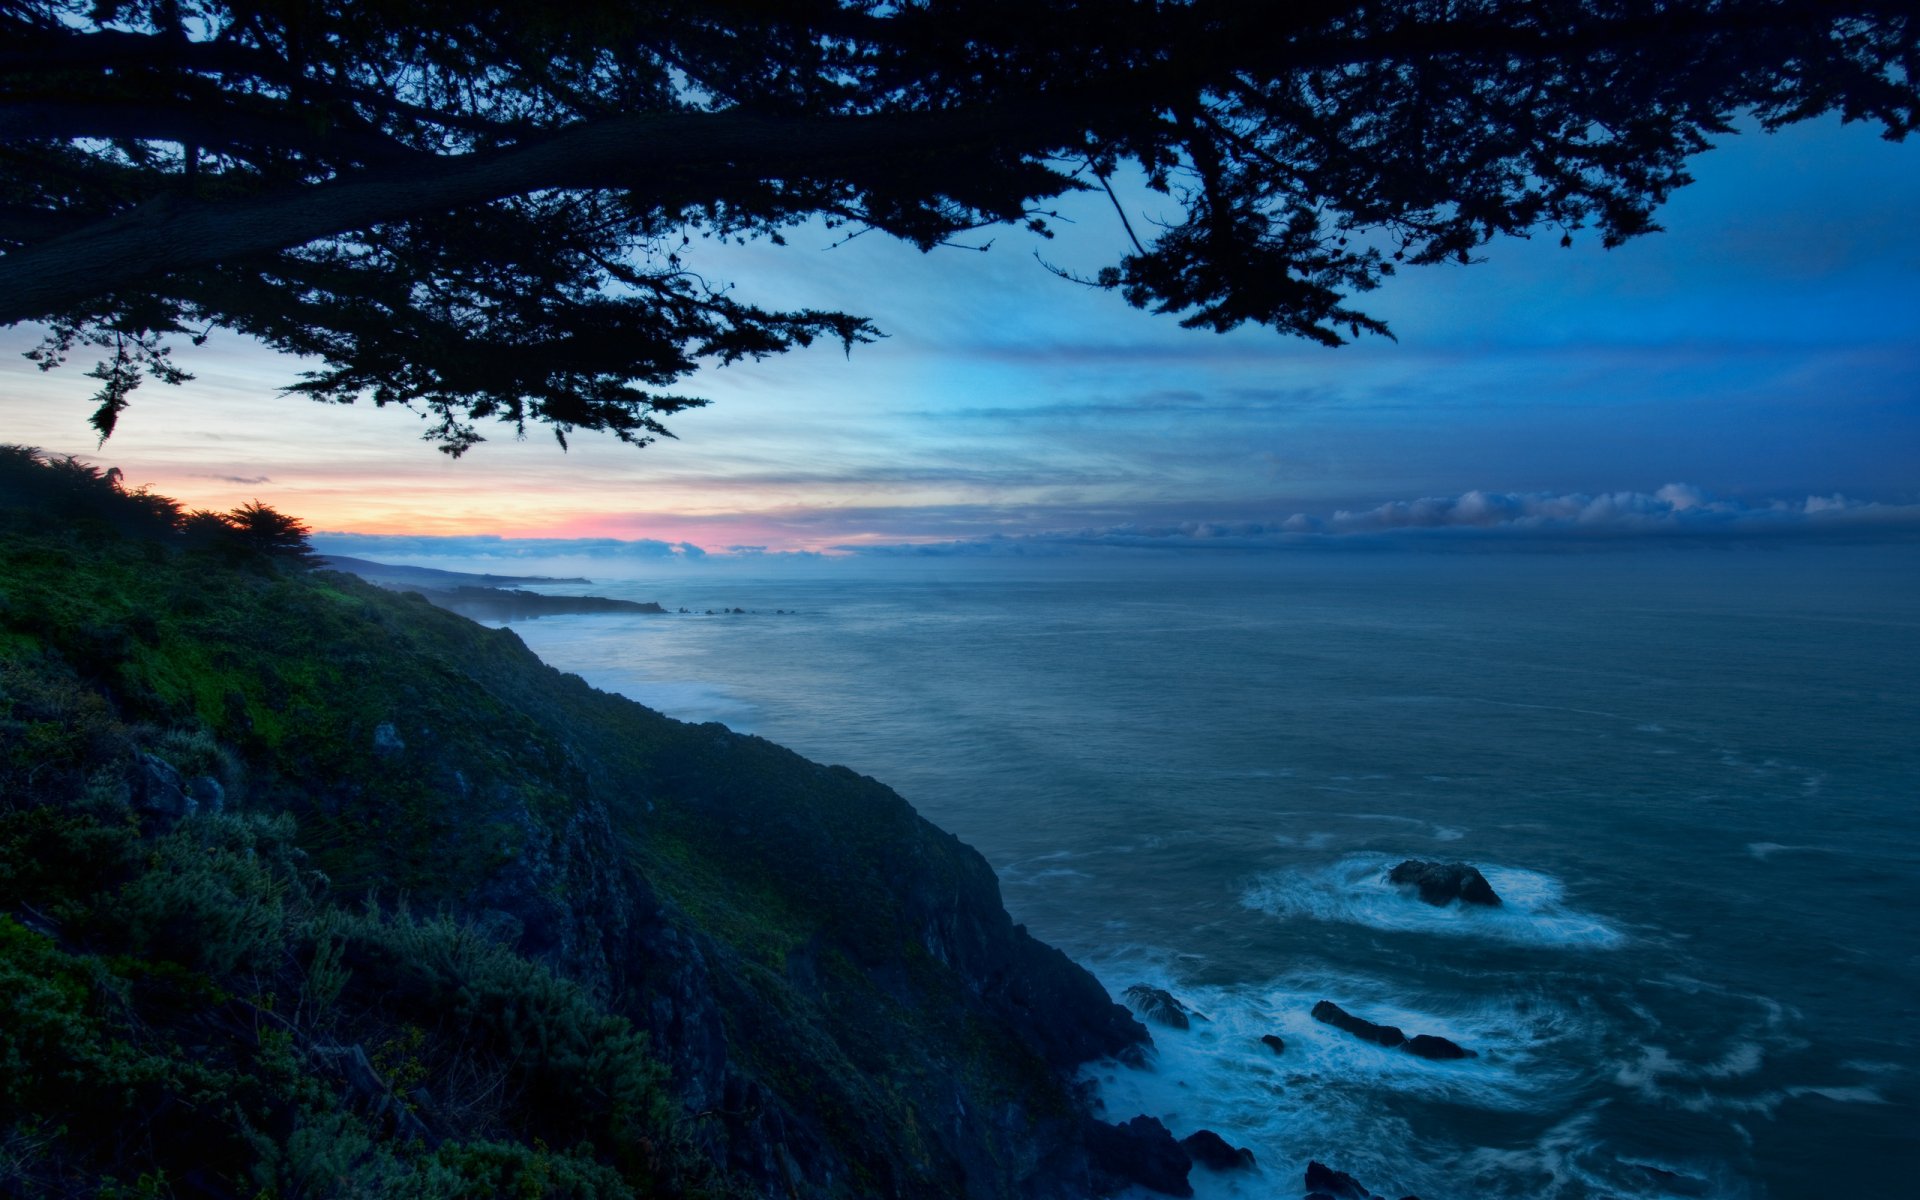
[1239,854,1626,949]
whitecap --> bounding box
[1273,831,1337,850]
[1785,1084,1886,1104]
[1240,854,1626,949]
[1746,841,1823,861]
[1083,963,1609,1200]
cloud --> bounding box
[193,473,273,485]
[839,486,1920,555]
[310,532,709,560]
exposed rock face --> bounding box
[1311,1000,1406,1048]
[1085,1115,1193,1197]
[1124,984,1193,1030]
[1261,1033,1286,1055]
[1180,1129,1255,1170]
[466,714,1152,1197]
[1405,1033,1476,1060]
[1386,859,1501,907]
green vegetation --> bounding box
[0,447,1137,1197]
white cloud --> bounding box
[842,485,1920,555]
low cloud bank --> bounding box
[310,532,708,561]
[841,485,1920,556]
[311,486,1919,563]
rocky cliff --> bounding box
[0,449,1162,1198]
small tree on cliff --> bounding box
[220,501,319,563]
[2,1,1914,453]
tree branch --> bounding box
[0,104,1084,324]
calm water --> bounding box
[491,546,1918,1199]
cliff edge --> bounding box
[0,449,1156,1198]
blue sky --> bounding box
[2,114,1916,553]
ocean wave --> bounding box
[1239,854,1626,949]
[1083,965,1654,1200]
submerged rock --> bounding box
[1260,1033,1286,1055]
[1085,1114,1193,1196]
[1405,1033,1476,1060]
[1180,1128,1255,1170]
[1124,984,1193,1030]
[1311,1000,1406,1048]
[1386,859,1501,907]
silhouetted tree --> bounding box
[0,443,181,535]
[220,500,318,562]
[2,2,1913,452]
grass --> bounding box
[0,446,1128,1198]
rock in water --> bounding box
[1304,1160,1378,1200]
[1311,1000,1406,1048]
[1260,1033,1286,1055]
[1124,984,1193,1030]
[1405,1033,1476,1060]
[1386,859,1502,907]
[1180,1129,1255,1170]
[1084,1115,1194,1196]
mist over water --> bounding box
[492,546,1919,1199]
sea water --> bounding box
[486,545,1918,1199]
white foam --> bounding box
[1745,841,1824,861]
[1460,1108,1759,1200]
[1083,963,1613,1200]
[1240,854,1627,949]
[1272,831,1337,850]
[1785,1084,1886,1104]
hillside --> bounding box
[0,449,1169,1199]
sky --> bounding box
[3,114,1917,558]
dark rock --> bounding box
[131,752,193,822]
[1179,1128,1255,1170]
[1084,1115,1193,1196]
[1311,1000,1405,1048]
[1261,1033,1286,1055]
[1305,1160,1379,1200]
[1405,1033,1476,1060]
[1386,859,1501,907]
[1123,984,1192,1030]
[188,775,225,815]
[372,722,406,755]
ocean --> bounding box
[482,544,1917,1199]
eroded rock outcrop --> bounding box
[1405,1033,1476,1060]
[1303,1159,1422,1200]
[1311,1001,1477,1063]
[1386,859,1501,907]
[1181,1128,1255,1171]
[1312,1000,1406,1048]
[1085,1115,1193,1197]
[1124,984,1194,1030]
